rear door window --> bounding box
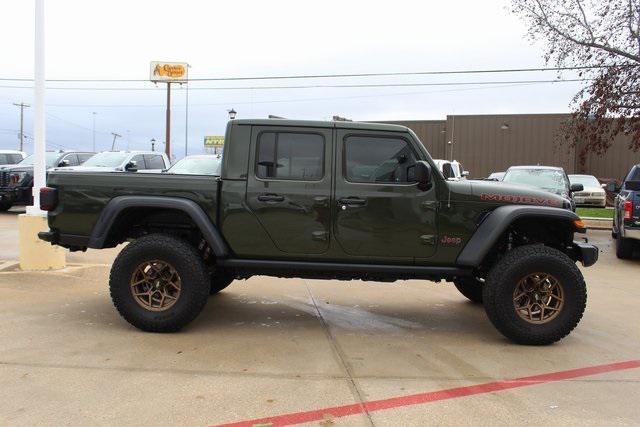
[256,132,324,181]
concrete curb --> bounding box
[582,217,613,231]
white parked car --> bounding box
[165,155,222,175]
[433,159,469,180]
[569,174,607,207]
[0,150,26,169]
[57,151,170,173]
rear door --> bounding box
[333,130,438,259]
[246,126,332,255]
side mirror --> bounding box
[415,161,432,190]
[570,183,584,192]
[605,182,620,192]
[462,170,470,177]
[125,160,138,172]
[58,159,70,167]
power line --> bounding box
[0,78,589,91]
[0,65,625,82]
[44,81,554,108]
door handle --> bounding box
[257,194,285,203]
[338,197,367,207]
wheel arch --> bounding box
[457,205,580,268]
[88,196,229,258]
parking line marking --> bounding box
[214,360,640,427]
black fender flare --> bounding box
[456,205,579,267]
[88,195,229,258]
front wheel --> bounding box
[109,234,210,332]
[483,245,586,345]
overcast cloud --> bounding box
[0,0,584,157]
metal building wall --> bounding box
[444,114,576,178]
[582,132,640,180]
[379,114,638,179]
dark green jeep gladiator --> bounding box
[39,119,598,345]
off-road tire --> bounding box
[615,235,634,259]
[453,277,483,303]
[109,234,210,332]
[0,201,12,212]
[210,270,235,295]
[483,245,587,345]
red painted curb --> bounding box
[215,360,640,427]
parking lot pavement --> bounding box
[0,212,639,425]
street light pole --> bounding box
[111,132,121,150]
[27,0,46,216]
[92,112,97,152]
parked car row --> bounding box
[0,150,222,211]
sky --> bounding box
[0,0,586,159]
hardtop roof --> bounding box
[232,119,409,132]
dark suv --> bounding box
[0,151,93,211]
[610,164,640,258]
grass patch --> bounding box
[576,207,614,219]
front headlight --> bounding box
[9,172,27,186]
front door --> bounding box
[246,126,332,255]
[333,130,438,260]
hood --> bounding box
[466,180,569,209]
[575,186,605,193]
[2,165,33,174]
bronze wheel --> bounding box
[130,260,182,312]
[513,273,564,324]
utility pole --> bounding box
[111,132,121,151]
[13,102,30,151]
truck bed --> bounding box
[46,171,220,238]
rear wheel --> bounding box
[453,277,483,303]
[615,235,634,259]
[483,245,586,345]
[109,234,210,332]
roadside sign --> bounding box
[150,61,188,82]
[204,136,224,154]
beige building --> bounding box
[379,114,640,179]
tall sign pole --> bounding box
[165,82,171,158]
[28,0,46,216]
[150,61,188,161]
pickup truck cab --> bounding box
[39,119,598,345]
[609,164,640,258]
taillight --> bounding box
[624,200,632,220]
[40,187,58,211]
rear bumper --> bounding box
[38,230,89,251]
[622,226,640,240]
[573,241,599,267]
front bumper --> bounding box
[0,187,30,205]
[573,241,599,267]
[573,195,606,206]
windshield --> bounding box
[82,152,129,168]
[569,175,600,188]
[503,168,568,193]
[17,152,61,167]
[167,156,221,175]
